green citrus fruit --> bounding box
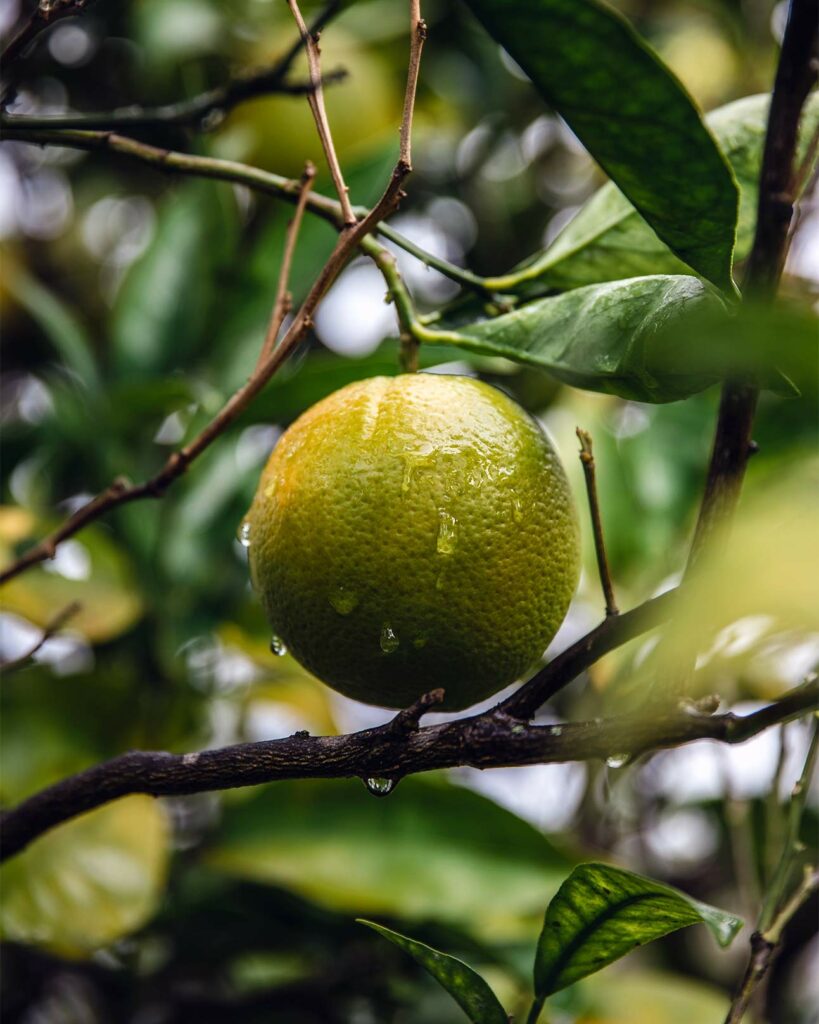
[245,374,580,710]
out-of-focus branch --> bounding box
[1,675,814,862]
[1,0,345,126]
[724,715,819,1024]
[1,0,97,86]
[0,601,81,675]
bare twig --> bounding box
[287,0,355,225]
[0,0,428,586]
[0,601,82,675]
[1,675,814,862]
[0,122,490,294]
[2,0,345,125]
[399,0,427,169]
[388,687,446,736]
[255,163,315,370]
[687,0,818,568]
[576,428,618,617]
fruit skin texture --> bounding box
[246,374,580,711]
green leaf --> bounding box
[359,921,508,1024]
[111,180,238,376]
[463,0,738,292]
[0,796,169,958]
[207,777,572,940]
[420,275,725,403]
[2,260,100,388]
[494,93,819,295]
[533,863,742,999]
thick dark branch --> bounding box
[1,677,814,862]
[687,0,818,566]
[1,0,345,127]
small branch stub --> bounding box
[576,428,618,617]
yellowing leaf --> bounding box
[0,796,169,958]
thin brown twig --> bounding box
[399,0,427,168]
[576,428,618,617]
[256,163,316,370]
[0,600,82,675]
[0,0,427,587]
[1,673,814,863]
[287,0,356,225]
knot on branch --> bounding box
[388,688,445,737]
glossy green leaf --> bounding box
[420,275,725,402]
[0,796,169,958]
[359,921,508,1024]
[463,0,738,291]
[495,93,819,295]
[111,180,238,376]
[533,863,742,999]
[207,777,572,939]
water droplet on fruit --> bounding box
[380,624,399,654]
[605,752,631,769]
[270,634,288,656]
[329,586,359,615]
[364,776,394,797]
[238,520,252,547]
[436,510,457,555]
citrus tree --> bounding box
[1,1,817,1021]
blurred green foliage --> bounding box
[1,0,817,1021]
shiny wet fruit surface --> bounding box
[245,374,580,710]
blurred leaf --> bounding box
[580,968,729,1024]
[422,275,725,402]
[111,180,238,376]
[464,0,738,292]
[1,261,100,388]
[0,796,169,958]
[533,863,742,998]
[504,93,819,294]
[650,298,818,398]
[0,509,143,643]
[359,920,508,1024]
[643,461,819,696]
[207,777,573,939]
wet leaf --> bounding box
[499,93,819,294]
[533,863,742,998]
[421,275,725,402]
[0,796,169,958]
[360,921,509,1024]
[464,0,738,292]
